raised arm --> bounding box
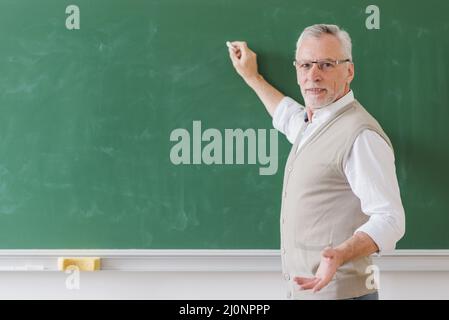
[227,41,285,117]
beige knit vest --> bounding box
[280,99,392,300]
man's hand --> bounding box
[293,232,379,293]
[293,247,343,293]
[225,40,285,117]
[227,41,260,84]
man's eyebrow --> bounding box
[297,57,337,61]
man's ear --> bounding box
[347,63,355,84]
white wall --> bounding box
[0,271,283,300]
[379,272,449,300]
[1,271,449,300]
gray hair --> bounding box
[295,24,353,61]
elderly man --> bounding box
[227,24,405,300]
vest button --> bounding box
[281,248,286,254]
[288,166,292,172]
[283,191,287,197]
[284,273,290,281]
[286,291,292,299]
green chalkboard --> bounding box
[0,0,447,249]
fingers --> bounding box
[301,279,320,290]
[228,46,241,60]
[312,278,328,293]
[227,41,248,59]
[226,40,258,79]
[230,41,248,50]
[228,43,242,65]
[294,276,312,285]
[294,276,320,290]
[228,48,239,65]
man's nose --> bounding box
[308,63,323,82]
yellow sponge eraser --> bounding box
[58,257,101,271]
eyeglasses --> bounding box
[293,58,351,72]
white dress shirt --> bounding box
[273,91,405,253]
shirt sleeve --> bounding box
[344,130,406,254]
[272,97,306,144]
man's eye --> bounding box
[301,63,311,69]
[322,63,334,69]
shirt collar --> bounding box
[311,90,355,122]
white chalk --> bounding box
[226,41,235,49]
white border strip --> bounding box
[0,250,448,272]
[372,250,449,272]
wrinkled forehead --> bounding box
[296,34,346,61]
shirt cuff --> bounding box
[272,96,302,134]
[355,214,405,255]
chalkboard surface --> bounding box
[0,0,447,249]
